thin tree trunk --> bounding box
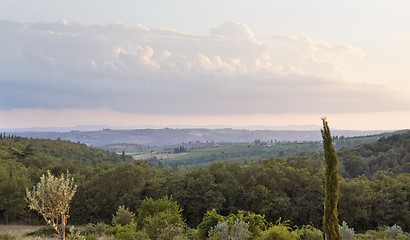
[61,215,66,240]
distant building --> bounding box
[265,140,276,147]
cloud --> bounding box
[0,20,408,116]
[209,20,259,44]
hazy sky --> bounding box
[1,0,410,130]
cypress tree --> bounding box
[321,118,342,240]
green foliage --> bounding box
[209,221,230,239]
[113,205,135,226]
[0,234,15,240]
[24,225,70,237]
[136,196,186,239]
[0,158,31,222]
[167,168,225,227]
[339,221,355,240]
[296,225,322,240]
[385,224,404,239]
[1,133,410,234]
[67,226,85,240]
[321,118,342,240]
[143,210,186,239]
[338,176,373,231]
[81,222,106,236]
[105,220,147,240]
[338,130,410,177]
[257,220,299,240]
[239,211,269,238]
[26,170,77,240]
[85,235,97,240]
[196,209,225,239]
[208,219,250,240]
[198,210,267,240]
[356,227,390,240]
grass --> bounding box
[0,225,115,240]
[0,225,54,240]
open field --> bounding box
[0,225,115,240]
[132,152,187,160]
[159,133,388,167]
[0,225,54,240]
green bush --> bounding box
[105,220,147,240]
[340,221,355,240]
[113,205,136,226]
[196,209,225,239]
[136,196,186,239]
[82,222,106,236]
[67,226,85,240]
[209,221,229,239]
[196,210,267,239]
[143,211,186,240]
[296,225,322,240]
[356,228,387,240]
[385,224,404,239]
[257,220,299,240]
[208,219,250,240]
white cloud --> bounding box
[209,20,259,44]
[0,20,408,116]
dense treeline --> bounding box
[0,134,409,233]
[0,136,132,223]
[338,131,410,178]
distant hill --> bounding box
[6,128,394,147]
[153,130,405,168]
[338,130,410,177]
[0,136,132,167]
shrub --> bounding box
[209,221,230,240]
[82,223,106,236]
[196,209,225,239]
[257,220,299,240]
[143,211,186,240]
[385,224,404,239]
[105,220,147,240]
[230,220,250,240]
[113,205,136,226]
[82,222,106,236]
[137,196,186,239]
[24,225,71,237]
[296,225,322,240]
[340,221,355,240]
[356,229,386,240]
[67,226,85,240]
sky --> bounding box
[1,0,410,130]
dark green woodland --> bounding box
[0,130,409,239]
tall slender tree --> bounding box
[321,118,342,240]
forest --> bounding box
[0,131,409,239]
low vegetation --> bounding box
[0,130,409,239]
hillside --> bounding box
[0,133,409,233]
[7,128,390,147]
[338,130,410,178]
[0,135,132,168]
[145,131,406,169]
